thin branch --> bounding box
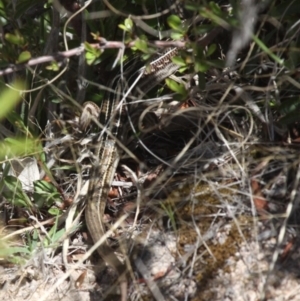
[0,46,84,76]
[0,40,186,77]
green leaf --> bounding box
[141,53,151,61]
[206,44,217,57]
[3,175,23,192]
[46,61,60,71]
[170,32,184,40]
[3,176,33,208]
[134,39,148,53]
[209,1,222,15]
[46,216,59,246]
[6,110,28,133]
[119,18,133,33]
[195,60,210,72]
[45,216,74,247]
[178,66,188,73]
[124,18,133,31]
[118,24,128,32]
[84,41,95,52]
[85,52,97,65]
[165,78,187,96]
[26,228,40,252]
[160,202,177,232]
[252,34,284,65]
[16,51,31,64]
[33,180,60,208]
[0,138,40,159]
[50,228,66,244]
[34,180,57,194]
[48,208,61,216]
[84,42,102,65]
[171,56,186,67]
[199,7,230,28]
[0,81,25,120]
[185,3,200,11]
[0,245,30,257]
[5,32,24,45]
[167,15,182,30]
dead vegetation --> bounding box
[1,0,300,300]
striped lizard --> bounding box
[81,47,180,301]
